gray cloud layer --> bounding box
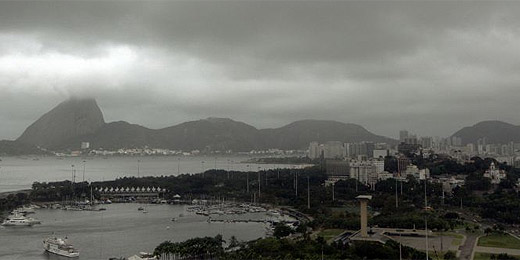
[1,1,519,140]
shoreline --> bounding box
[0,189,31,199]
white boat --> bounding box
[43,236,79,258]
[1,215,34,226]
[128,252,158,260]
[27,216,42,225]
[16,206,35,214]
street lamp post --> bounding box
[307,176,310,209]
[82,160,86,183]
[201,161,205,178]
[71,164,75,183]
[137,159,141,178]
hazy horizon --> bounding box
[2,1,520,140]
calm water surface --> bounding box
[0,156,306,192]
[0,203,268,260]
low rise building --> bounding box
[483,162,506,184]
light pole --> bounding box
[137,159,140,178]
[424,178,429,260]
[307,176,310,209]
[82,160,86,183]
[246,165,250,193]
[258,170,261,199]
[395,177,398,208]
[295,171,298,197]
[201,161,205,178]
[71,164,75,183]
[332,182,335,202]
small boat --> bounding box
[27,217,42,225]
[128,252,157,260]
[171,218,177,222]
[142,210,148,214]
[138,207,144,211]
[43,236,79,258]
[16,206,36,214]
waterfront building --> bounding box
[308,142,321,159]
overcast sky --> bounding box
[1,1,520,140]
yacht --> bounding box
[43,236,80,258]
[15,206,35,214]
[1,215,34,226]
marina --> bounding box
[0,203,272,259]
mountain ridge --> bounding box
[15,98,397,151]
[452,120,520,145]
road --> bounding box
[459,233,479,260]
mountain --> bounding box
[16,98,396,151]
[0,140,49,156]
[17,98,105,148]
[156,118,262,151]
[452,120,520,145]
[259,120,395,150]
[53,121,158,150]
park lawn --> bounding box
[474,252,520,260]
[317,229,345,242]
[474,252,493,260]
[478,234,520,249]
[428,250,456,260]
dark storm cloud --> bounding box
[1,1,520,140]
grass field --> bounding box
[478,234,520,249]
[474,252,520,260]
[428,250,457,260]
[316,229,345,242]
[474,252,493,260]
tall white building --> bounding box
[349,159,385,187]
[324,141,345,159]
[308,142,321,159]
